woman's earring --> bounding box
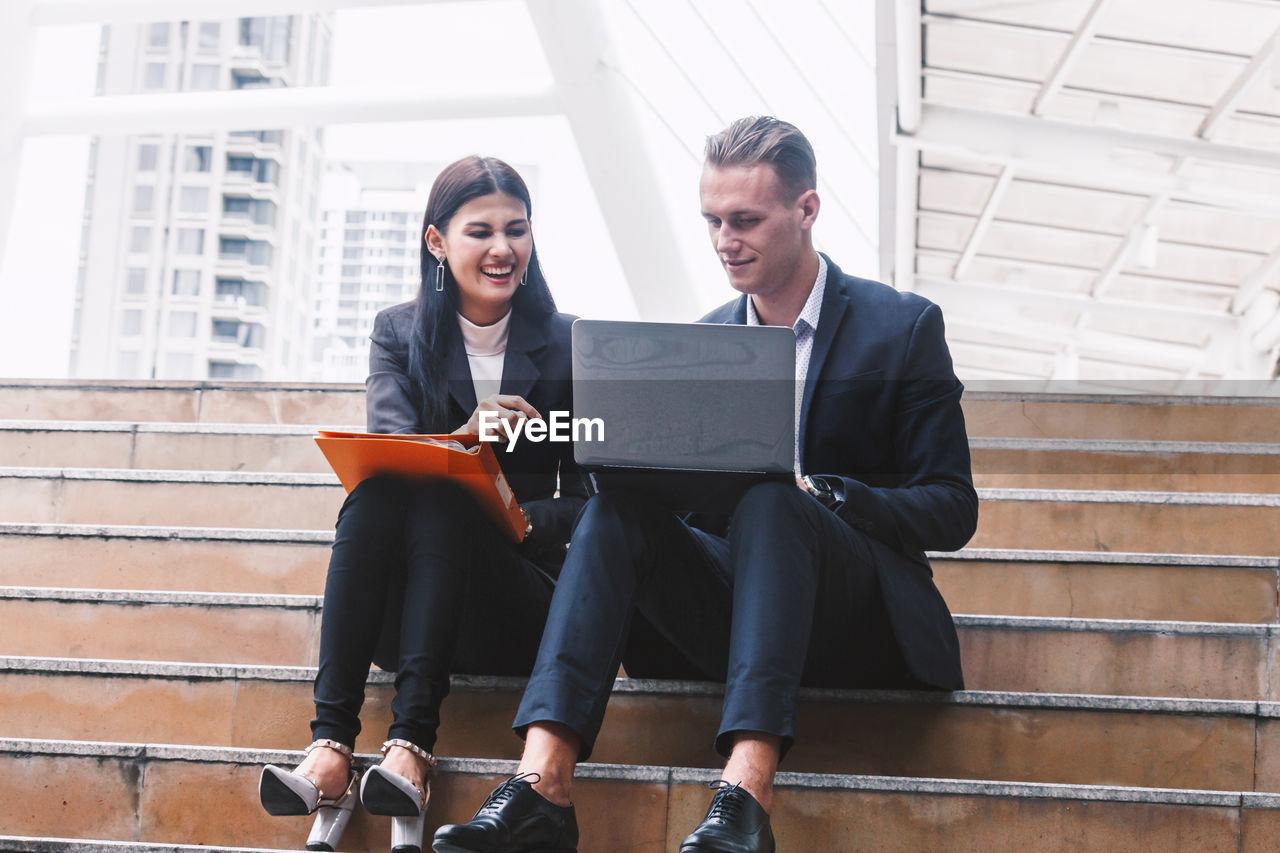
[435,258,445,292]
[520,268,527,286]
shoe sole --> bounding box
[361,768,422,816]
[258,768,313,816]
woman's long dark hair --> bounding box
[408,156,556,428]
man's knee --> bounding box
[732,480,815,530]
[575,490,664,538]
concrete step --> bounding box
[3,738,1278,852]
[0,380,364,426]
[5,381,1278,441]
[970,437,1280,492]
[5,524,1274,624]
[7,422,1280,493]
[971,488,1280,555]
[3,469,1276,555]
[1,656,1273,793]
[960,390,1280,442]
[2,588,1276,700]
[0,421,344,473]
[932,548,1280,624]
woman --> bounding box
[258,155,587,853]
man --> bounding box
[433,117,978,853]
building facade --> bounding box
[311,162,438,382]
[71,15,332,380]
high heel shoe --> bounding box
[259,739,360,852]
[360,739,437,853]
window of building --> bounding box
[120,309,143,337]
[216,278,266,307]
[222,196,276,226]
[148,23,170,49]
[184,145,212,172]
[125,267,147,295]
[342,247,362,260]
[238,16,291,63]
[132,185,154,215]
[345,211,366,225]
[129,226,151,253]
[197,22,220,51]
[208,361,261,380]
[176,228,205,255]
[212,319,265,348]
[136,143,158,172]
[179,187,209,214]
[172,269,200,296]
[144,62,167,90]
[168,311,199,337]
[189,64,220,90]
[343,229,362,242]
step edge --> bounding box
[0,738,1250,806]
[3,587,1270,636]
[0,522,333,543]
[0,656,1263,717]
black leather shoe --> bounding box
[432,772,578,853]
[679,781,775,853]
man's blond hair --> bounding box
[704,116,817,202]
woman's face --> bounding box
[426,191,532,325]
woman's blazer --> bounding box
[365,300,589,554]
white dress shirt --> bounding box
[746,253,828,475]
[457,310,511,405]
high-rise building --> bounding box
[71,15,333,381]
[311,161,436,382]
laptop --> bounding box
[571,319,796,511]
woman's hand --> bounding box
[454,394,542,441]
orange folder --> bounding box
[315,430,526,543]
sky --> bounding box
[0,1,877,379]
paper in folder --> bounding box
[315,430,525,542]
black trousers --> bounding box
[310,476,557,752]
[513,481,909,761]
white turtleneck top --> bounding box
[457,310,511,405]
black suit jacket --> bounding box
[700,255,977,689]
[366,300,589,556]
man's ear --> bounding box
[797,189,820,231]
[424,224,445,260]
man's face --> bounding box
[699,163,810,298]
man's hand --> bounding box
[454,394,541,442]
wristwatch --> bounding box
[520,506,534,541]
[801,475,840,509]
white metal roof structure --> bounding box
[888,0,1280,383]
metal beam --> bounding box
[23,86,560,136]
[0,0,36,277]
[912,275,1240,329]
[30,0,461,26]
[1198,27,1280,137]
[895,0,921,133]
[1031,0,1112,117]
[1232,244,1280,315]
[896,103,1280,215]
[524,0,695,320]
[1091,25,1279,301]
[953,166,1012,280]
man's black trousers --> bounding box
[513,480,910,760]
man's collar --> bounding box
[746,253,828,331]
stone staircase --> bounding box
[1,378,1278,851]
